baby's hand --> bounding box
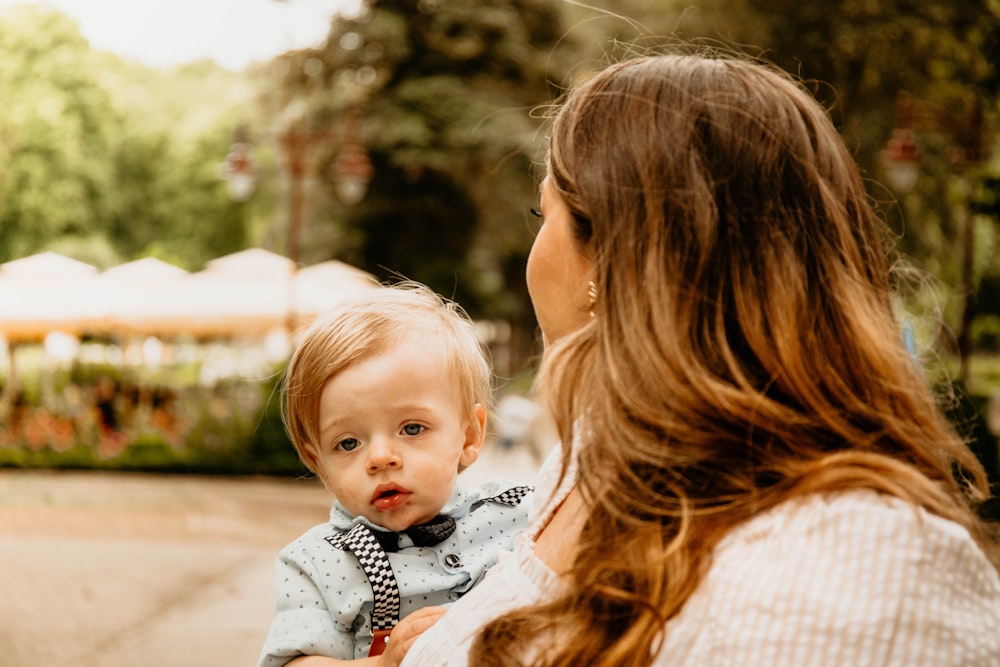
[378,606,447,667]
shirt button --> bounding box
[444,553,462,568]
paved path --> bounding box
[0,442,544,667]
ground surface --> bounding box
[0,442,543,667]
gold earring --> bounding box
[586,280,598,318]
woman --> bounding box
[403,53,1000,667]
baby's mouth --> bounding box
[371,485,410,510]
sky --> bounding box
[0,0,360,70]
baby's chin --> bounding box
[398,513,440,531]
[368,509,432,532]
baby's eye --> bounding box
[336,438,361,452]
[529,207,543,218]
[401,423,424,436]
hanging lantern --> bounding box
[879,128,922,194]
[879,92,922,194]
[333,141,373,206]
[222,140,258,202]
[221,123,258,202]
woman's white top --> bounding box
[403,444,1000,666]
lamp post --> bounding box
[274,105,323,270]
[331,110,375,207]
[221,124,258,203]
[224,108,374,266]
[879,93,922,194]
[880,91,987,386]
[275,105,374,267]
[222,103,374,337]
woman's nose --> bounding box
[366,436,401,472]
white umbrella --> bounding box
[173,248,294,339]
[91,257,190,336]
[0,252,99,341]
[97,249,293,339]
[292,260,380,320]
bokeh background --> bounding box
[0,2,998,665]
[0,0,997,485]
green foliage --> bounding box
[0,5,120,260]
[238,0,578,374]
[974,316,1000,352]
[4,0,999,379]
[0,4,268,268]
[265,0,572,327]
[255,0,1000,370]
[942,386,1000,516]
[561,0,1000,356]
[247,366,308,476]
[0,360,305,476]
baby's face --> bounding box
[311,337,484,531]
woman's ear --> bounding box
[459,404,488,468]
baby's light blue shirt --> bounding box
[257,480,533,666]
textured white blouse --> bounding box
[402,444,1000,666]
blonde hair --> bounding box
[282,281,492,474]
[471,53,998,667]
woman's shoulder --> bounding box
[662,490,1000,666]
[710,489,999,588]
[719,489,990,558]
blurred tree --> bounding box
[971,176,1000,322]
[557,0,1000,355]
[266,0,578,373]
[95,58,269,269]
[265,0,998,372]
[0,5,120,262]
[0,4,266,270]
[684,0,1000,358]
[562,0,998,248]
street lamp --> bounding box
[222,108,373,268]
[221,124,258,203]
[330,110,374,207]
[880,90,987,386]
[221,101,374,340]
[879,93,921,194]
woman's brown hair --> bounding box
[470,54,997,667]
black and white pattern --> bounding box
[258,480,535,665]
[327,524,401,631]
[482,484,533,507]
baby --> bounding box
[257,282,533,667]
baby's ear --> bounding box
[459,404,487,467]
[306,445,332,491]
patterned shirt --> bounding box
[258,480,533,666]
[403,445,1000,666]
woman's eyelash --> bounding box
[529,208,542,218]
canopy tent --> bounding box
[176,248,296,338]
[87,250,294,340]
[204,247,295,277]
[292,260,381,323]
[181,250,382,339]
[0,252,100,342]
[0,249,380,342]
[90,257,191,336]
[0,252,101,404]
